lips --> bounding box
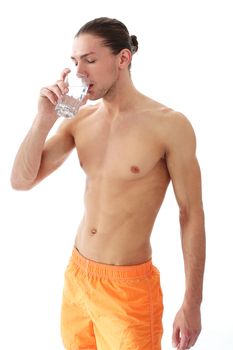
[88,84,94,92]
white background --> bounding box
[0,0,233,349]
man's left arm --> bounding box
[165,112,206,350]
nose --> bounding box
[75,63,87,79]
[76,72,87,80]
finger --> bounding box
[40,88,57,105]
[172,326,181,348]
[56,80,69,95]
[51,84,64,98]
[186,334,198,349]
[40,86,62,105]
[178,333,191,350]
[60,68,71,82]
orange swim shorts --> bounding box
[61,248,163,350]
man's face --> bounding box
[71,34,120,100]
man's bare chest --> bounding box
[74,116,164,180]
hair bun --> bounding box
[130,35,138,54]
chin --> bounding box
[89,91,104,101]
[88,95,100,101]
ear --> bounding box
[118,49,132,69]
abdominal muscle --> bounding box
[74,169,169,265]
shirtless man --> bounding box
[11,17,205,350]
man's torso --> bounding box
[69,96,172,265]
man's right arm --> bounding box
[11,116,75,190]
[11,68,75,190]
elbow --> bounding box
[179,204,205,227]
[179,206,190,226]
[10,174,34,191]
[11,181,33,191]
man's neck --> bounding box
[101,78,141,118]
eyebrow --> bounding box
[70,52,96,61]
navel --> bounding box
[91,228,97,235]
[130,165,140,174]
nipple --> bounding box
[130,165,140,174]
[91,228,97,234]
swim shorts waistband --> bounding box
[71,247,159,279]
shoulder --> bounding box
[156,108,197,159]
[162,110,196,155]
[142,97,196,154]
[144,96,192,128]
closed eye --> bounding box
[71,59,96,66]
[86,59,96,64]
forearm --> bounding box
[11,114,57,190]
[180,209,206,307]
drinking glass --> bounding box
[55,73,88,118]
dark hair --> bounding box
[75,17,138,69]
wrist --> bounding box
[183,292,202,310]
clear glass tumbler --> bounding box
[55,73,88,118]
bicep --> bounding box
[165,114,203,212]
[167,154,203,212]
